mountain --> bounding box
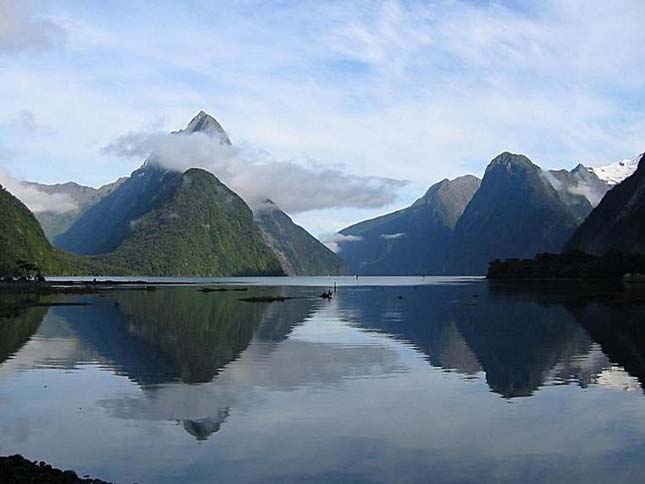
[590,153,642,185]
[176,110,232,144]
[53,111,346,276]
[55,112,284,276]
[0,184,71,275]
[544,163,610,215]
[105,167,285,275]
[38,112,227,246]
[57,159,284,276]
[26,179,125,241]
[254,200,346,276]
[335,155,607,276]
[566,153,645,255]
[450,152,589,274]
[56,162,181,256]
[336,175,481,275]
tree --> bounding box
[15,260,40,280]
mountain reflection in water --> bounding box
[1,280,645,484]
[337,283,643,397]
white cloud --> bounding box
[0,168,77,213]
[0,0,64,53]
[380,232,405,240]
[567,182,605,208]
[103,130,407,214]
[541,168,608,207]
[321,233,362,253]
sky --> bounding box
[0,0,644,237]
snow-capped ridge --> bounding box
[590,153,643,185]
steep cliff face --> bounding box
[0,184,72,275]
[254,200,346,276]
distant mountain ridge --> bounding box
[9,108,640,277]
[27,178,126,241]
[337,175,481,275]
[336,152,609,275]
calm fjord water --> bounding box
[2,278,645,483]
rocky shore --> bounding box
[0,455,111,483]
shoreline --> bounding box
[0,454,111,483]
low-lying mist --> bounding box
[0,168,77,214]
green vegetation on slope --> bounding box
[94,168,284,276]
[55,111,330,276]
[0,185,76,276]
[51,110,293,276]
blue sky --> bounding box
[0,0,644,236]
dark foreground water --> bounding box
[2,278,645,483]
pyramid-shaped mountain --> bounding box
[55,113,282,276]
[450,153,588,274]
[54,112,342,276]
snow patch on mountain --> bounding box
[590,153,643,185]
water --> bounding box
[1,278,645,483]
[46,275,482,286]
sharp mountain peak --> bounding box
[183,110,232,144]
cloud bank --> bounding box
[103,130,407,214]
[0,168,77,213]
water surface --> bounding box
[1,278,645,483]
